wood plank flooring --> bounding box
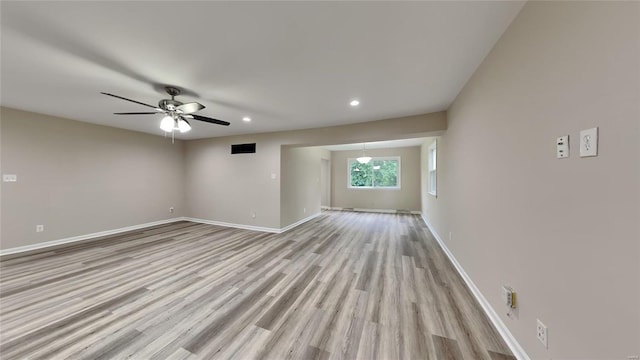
[0,211,516,360]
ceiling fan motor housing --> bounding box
[158,99,183,111]
[159,86,183,111]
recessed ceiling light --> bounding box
[242,117,251,122]
[350,100,360,107]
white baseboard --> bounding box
[186,212,322,234]
[421,215,530,360]
[280,212,322,233]
[0,217,186,256]
[184,217,281,233]
[330,207,421,215]
[1,213,324,257]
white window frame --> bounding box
[427,141,437,196]
[348,156,401,190]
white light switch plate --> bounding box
[580,127,598,157]
[556,135,569,158]
[3,174,17,182]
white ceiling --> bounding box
[0,1,524,140]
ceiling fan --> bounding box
[101,86,230,134]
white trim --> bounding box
[0,217,186,256]
[280,212,322,233]
[428,140,437,196]
[184,217,281,233]
[331,207,421,215]
[185,212,322,234]
[421,215,530,360]
[1,213,325,257]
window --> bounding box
[348,157,400,189]
[428,140,437,196]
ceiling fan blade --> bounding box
[177,102,205,114]
[101,92,158,109]
[191,114,230,126]
[113,112,160,115]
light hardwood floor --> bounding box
[0,211,516,360]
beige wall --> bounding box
[281,146,323,227]
[185,112,444,230]
[185,134,282,230]
[424,2,640,359]
[332,146,421,211]
[276,112,446,147]
[0,107,186,250]
[0,108,443,250]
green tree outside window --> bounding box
[349,157,400,188]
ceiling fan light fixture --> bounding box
[357,142,371,163]
[356,156,372,164]
[177,118,192,133]
[160,115,175,132]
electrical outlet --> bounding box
[251,212,256,219]
[36,225,44,233]
[579,127,598,157]
[537,319,548,348]
[169,207,174,213]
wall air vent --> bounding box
[231,143,256,154]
